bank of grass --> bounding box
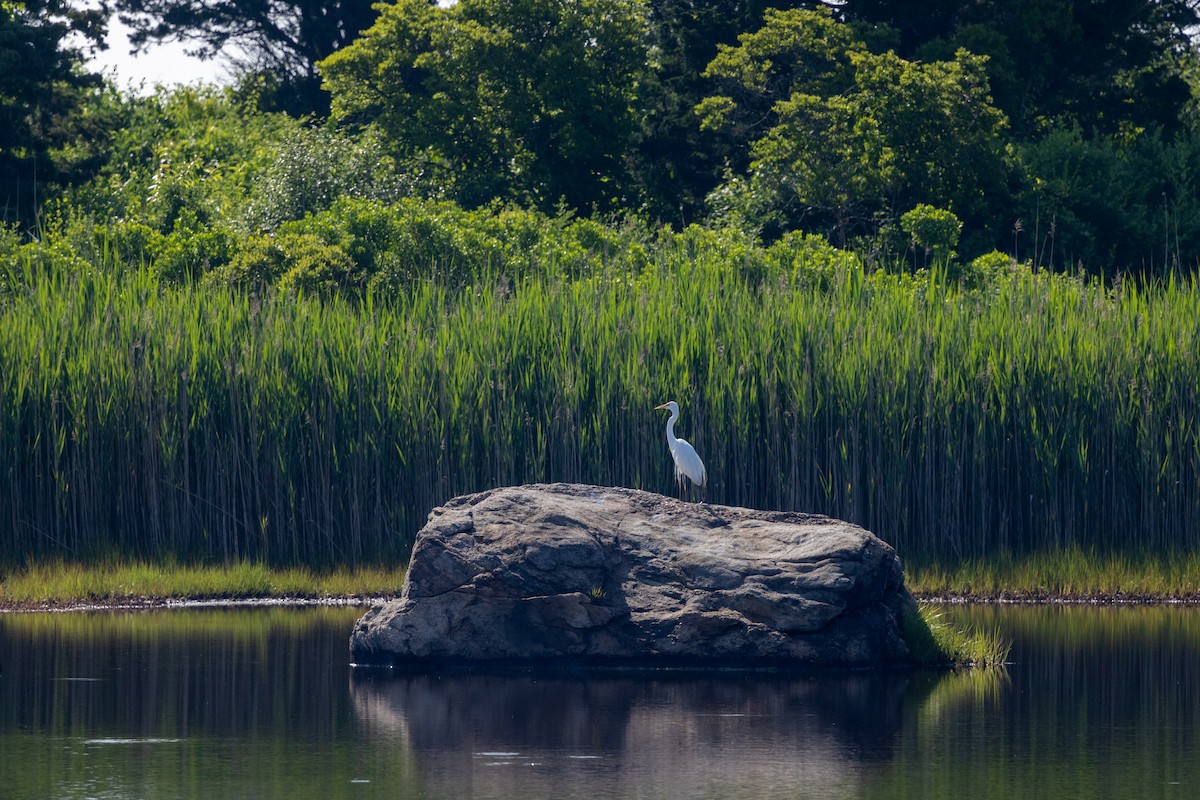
[906,548,1200,601]
[0,559,407,608]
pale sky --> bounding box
[89,18,235,94]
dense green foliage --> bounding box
[5,5,1200,578]
[635,0,812,220]
[4,212,1200,567]
[309,0,1200,271]
[321,0,648,212]
[698,8,1009,246]
[838,0,1198,138]
[12,1,1200,270]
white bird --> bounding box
[654,400,707,501]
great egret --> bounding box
[654,401,707,500]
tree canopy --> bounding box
[1,0,107,229]
[320,0,649,213]
[8,0,1200,271]
[632,0,811,222]
[699,8,1009,246]
[112,0,380,113]
[836,0,1200,138]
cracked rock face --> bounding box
[350,483,917,669]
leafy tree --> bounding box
[696,4,861,150]
[1012,125,1200,275]
[700,8,1009,247]
[320,0,649,213]
[829,0,1200,270]
[751,92,894,244]
[0,0,107,230]
[836,0,1200,138]
[243,126,404,231]
[855,49,1010,241]
[111,0,380,114]
[633,0,811,222]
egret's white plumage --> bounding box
[654,400,706,499]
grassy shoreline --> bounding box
[5,554,1200,611]
[905,548,1200,604]
[0,560,407,611]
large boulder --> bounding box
[351,483,917,669]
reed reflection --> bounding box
[0,606,362,738]
[872,604,1200,799]
[948,604,1200,756]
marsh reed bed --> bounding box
[2,233,1199,571]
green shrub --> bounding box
[100,216,234,284]
[63,86,303,233]
[155,227,235,285]
[901,204,962,268]
[104,219,164,267]
[291,197,506,291]
[277,236,359,294]
[765,230,864,289]
[211,232,355,291]
[367,200,505,289]
[256,198,654,294]
[957,249,1017,289]
[242,127,405,231]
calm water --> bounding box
[2,604,1198,799]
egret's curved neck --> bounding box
[664,409,679,441]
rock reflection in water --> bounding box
[351,670,912,800]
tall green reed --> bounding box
[2,238,1198,568]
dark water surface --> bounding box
[2,604,1198,799]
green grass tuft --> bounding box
[904,602,1011,668]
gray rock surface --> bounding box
[351,483,917,669]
